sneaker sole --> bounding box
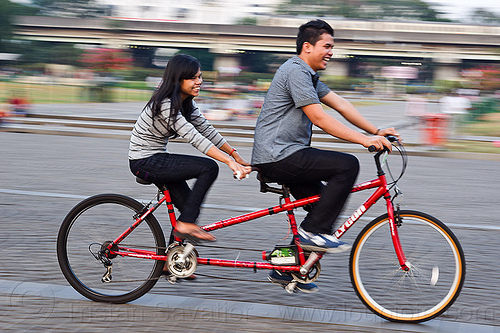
[268,277,319,293]
[300,243,352,253]
[296,284,319,293]
[268,276,291,285]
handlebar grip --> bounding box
[233,171,249,180]
[369,135,400,152]
[386,135,399,143]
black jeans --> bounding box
[130,153,219,224]
[255,148,359,234]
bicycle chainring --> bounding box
[166,243,199,278]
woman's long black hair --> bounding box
[145,54,201,122]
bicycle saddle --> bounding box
[136,177,152,185]
[252,167,285,195]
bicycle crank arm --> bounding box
[177,243,195,263]
[300,252,321,275]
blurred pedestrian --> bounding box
[8,95,30,116]
[439,91,471,138]
[0,103,10,126]
[405,94,428,125]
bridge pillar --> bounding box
[210,43,242,75]
[213,55,242,75]
[324,59,350,77]
[433,56,461,81]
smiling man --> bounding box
[251,19,398,292]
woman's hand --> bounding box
[228,160,252,179]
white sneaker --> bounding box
[298,227,351,253]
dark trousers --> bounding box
[130,153,219,224]
[255,148,359,234]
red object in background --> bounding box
[421,113,450,146]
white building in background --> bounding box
[100,0,284,24]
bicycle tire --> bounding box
[349,210,465,323]
[57,194,166,303]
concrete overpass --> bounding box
[12,15,500,80]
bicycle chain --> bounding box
[192,273,270,283]
[104,272,270,284]
[102,243,270,284]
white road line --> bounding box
[1,188,496,231]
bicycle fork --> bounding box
[386,197,409,271]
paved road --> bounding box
[1,128,499,331]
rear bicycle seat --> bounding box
[136,177,153,185]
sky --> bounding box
[10,0,500,21]
[424,0,500,19]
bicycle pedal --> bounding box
[166,275,178,284]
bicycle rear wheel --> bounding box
[350,210,465,323]
[57,194,166,303]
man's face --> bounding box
[301,33,334,71]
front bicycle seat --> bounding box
[252,167,285,195]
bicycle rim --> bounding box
[350,210,465,323]
[57,194,166,303]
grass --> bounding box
[350,100,388,107]
[441,113,500,154]
[445,140,500,154]
[0,81,151,104]
[460,113,500,137]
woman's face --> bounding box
[180,69,203,100]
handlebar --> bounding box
[368,135,399,152]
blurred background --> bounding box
[0,0,499,151]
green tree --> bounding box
[466,8,500,25]
[27,42,84,66]
[276,0,450,22]
[176,49,216,72]
[0,0,13,52]
[31,0,106,18]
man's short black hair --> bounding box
[296,19,334,54]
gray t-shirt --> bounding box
[251,55,331,165]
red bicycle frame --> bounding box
[107,153,409,273]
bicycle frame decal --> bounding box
[334,205,367,238]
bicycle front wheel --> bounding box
[57,194,166,303]
[350,210,465,323]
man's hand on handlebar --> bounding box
[376,127,400,139]
[364,136,392,152]
[364,127,401,152]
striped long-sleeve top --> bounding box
[128,99,226,160]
